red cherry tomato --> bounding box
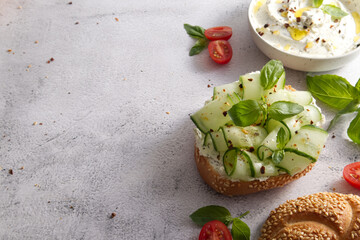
[343,162,360,189]
[199,220,232,240]
[208,40,233,65]
[205,26,233,41]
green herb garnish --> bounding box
[307,74,360,144]
[306,74,357,110]
[322,4,348,20]
[190,205,250,240]
[260,60,285,90]
[227,100,263,127]
[268,101,304,121]
[313,0,323,8]
[184,24,209,56]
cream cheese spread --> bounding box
[250,0,360,57]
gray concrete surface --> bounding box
[0,0,359,239]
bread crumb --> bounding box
[166,112,170,115]
[115,18,119,22]
[34,41,39,44]
[7,49,12,52]
[9,169,13,175]
[68,1,72,4]
[110,212,116,219]
[39,123,43,125]
[333,188,336,191]
[19,166,24,170]
[33,121,38,125]
[18,6,22,9]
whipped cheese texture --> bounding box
[250,0,360,57]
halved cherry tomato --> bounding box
[199,220,232,240]
[208,40,233,64]
[343,162,360,189]
[205,26,233,41]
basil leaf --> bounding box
[313,0,323,8]
[189,38,208,56]
[231,218,250,240]
[306,74,357,109]
[322,4,348,19]
[272,149,285,165]
[348,110,360,144]
[355,78,360,91]
[228,100,262,127]
[276,127,287,149]
[190,205,232,226]
[184,24,206,39]
[260,60,285,90]
[328,99,360,130]
[268,101,304,121]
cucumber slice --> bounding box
[210,128,228,152]
[213,81,243,100]
[203,132,212,146]
[223,148,238,176]
[289,91,312,106]
[277,151,312,176]
[231,152,252,180]
[240,71,264,100]
[190,95,234,133]
[285,125,328,161]
[265,119,291,139]
[241,151,255,177]
[252,157,279,178]
[266,89,312,106]
[265,89,290,105]
[256,145,273,161]
[283,105,322,136]
[222,126,267,149]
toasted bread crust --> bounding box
[259,192,360,240]
[195,146,314,196]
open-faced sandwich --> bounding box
[259,192,360,239]
[191,60,328,196]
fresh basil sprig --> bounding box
[272,149,285,165]
[190,205,250,240]
[190,205,233,226]
[231,218,251,240]
[271,127,289,165]
[307,74,360,144]
[306,74,357,110]
[348,110,360,144]
[268,101,304,121]
[322,4,348,20]
[356,78,360,91]
[228,100,263,127]
[313,0,323,8]
[184,24,209,56]
[260,60,285,90]
[276,127,288,149]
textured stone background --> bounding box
[0,0,360,239]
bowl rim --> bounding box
[247,0,360,61]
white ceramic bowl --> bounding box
[248,0,360,72]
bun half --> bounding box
[195,146,314,196]
[259,192,360,240]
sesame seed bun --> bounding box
[195,146,314,196]
[259,192,360,240]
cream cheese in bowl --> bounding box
[248,0,360,71]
